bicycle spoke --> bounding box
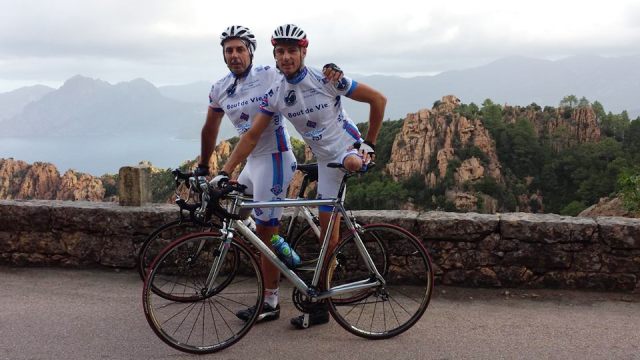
[328,224,433,339]
[143,235,263,354]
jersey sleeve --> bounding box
[258,86,279,116]
[208,84,224,112]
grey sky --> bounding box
[1,0,639,92]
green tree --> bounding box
[591,101,606,122]
[577,96,590,108]
[600,111,630,141]
[480,99,504,139]
[622,119,640,162]
[618,170,640,212]
[559,95,578,109]
[560,201,587,216]
[149,168,176,203]
[291,137,308,163]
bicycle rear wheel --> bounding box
[140,225,239,302]
[326,224,433,339]
[137,219,203,280]
[143,233,263,354]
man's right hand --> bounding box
[211,171,230,188]
[194,164,210,177]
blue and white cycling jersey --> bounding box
[258,66,362,160]
[209,65,291,156]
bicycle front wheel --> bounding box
[143,233,264,354]
[326,224,433,339]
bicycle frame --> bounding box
[284,202,321,240]
[205,191,385,301]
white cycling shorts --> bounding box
[237,151,296,226]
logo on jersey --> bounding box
[271,184,283,195]
[336,78,348,91]
[273,113,281,126]
[255,208,264,216]
[306,120,317,128]
[226,82,237,96]
[259,95,270,109]
[240,112,249,121]
[284,90,297,106]
[304,128,325,141]
[291,161,297,172]
[237,122,251,134]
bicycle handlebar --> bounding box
[206,182,248,221]
[327,161,376,173]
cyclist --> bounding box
[196,25,343,324]
[215,24,387,329]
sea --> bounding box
[0,136,200,176]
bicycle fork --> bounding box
[203,229,234,296]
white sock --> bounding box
[264,288,279,308]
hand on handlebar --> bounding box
[194,164,210,177]
[353,140,376,165]
[211,171,230,188]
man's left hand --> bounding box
[323,63,343,82]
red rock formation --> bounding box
[386,95,503,188]
[0,158,105,201]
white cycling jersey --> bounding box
[258,66,362,160]
[209,65,291,156]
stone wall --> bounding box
[1,200,639,293]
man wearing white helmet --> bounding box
[197,25,343,324]
[217,23,387,329]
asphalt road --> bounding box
[1,267,639,360]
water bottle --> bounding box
[271,235,301,268]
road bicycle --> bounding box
[136,164,387,290]
[142,163,433,354]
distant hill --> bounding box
[158,81,211,104]
[155,55,640,123]
[2,55,638,142]
[351,55,640,121]
[0,76,235,139]
[0,85,54,121]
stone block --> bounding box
[118,166,151,206]
[500,213,597,243]
[597,216,640,249]
[416,211,498,241]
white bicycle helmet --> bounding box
[271,24,308,47]
[220,25,257,53]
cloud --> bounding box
[1,0,639,90]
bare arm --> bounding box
[221,112,272,175]
[200,108,224,167]
[347,82,387,145]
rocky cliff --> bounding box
[503,104,601,150]
[384,95,605,213]
[0,158,105,201]
[386,95,503,211]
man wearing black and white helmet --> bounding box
[219,23,387,330]
[197,25,343,325]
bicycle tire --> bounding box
[143,232,264,354]
[326,224,433,340]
